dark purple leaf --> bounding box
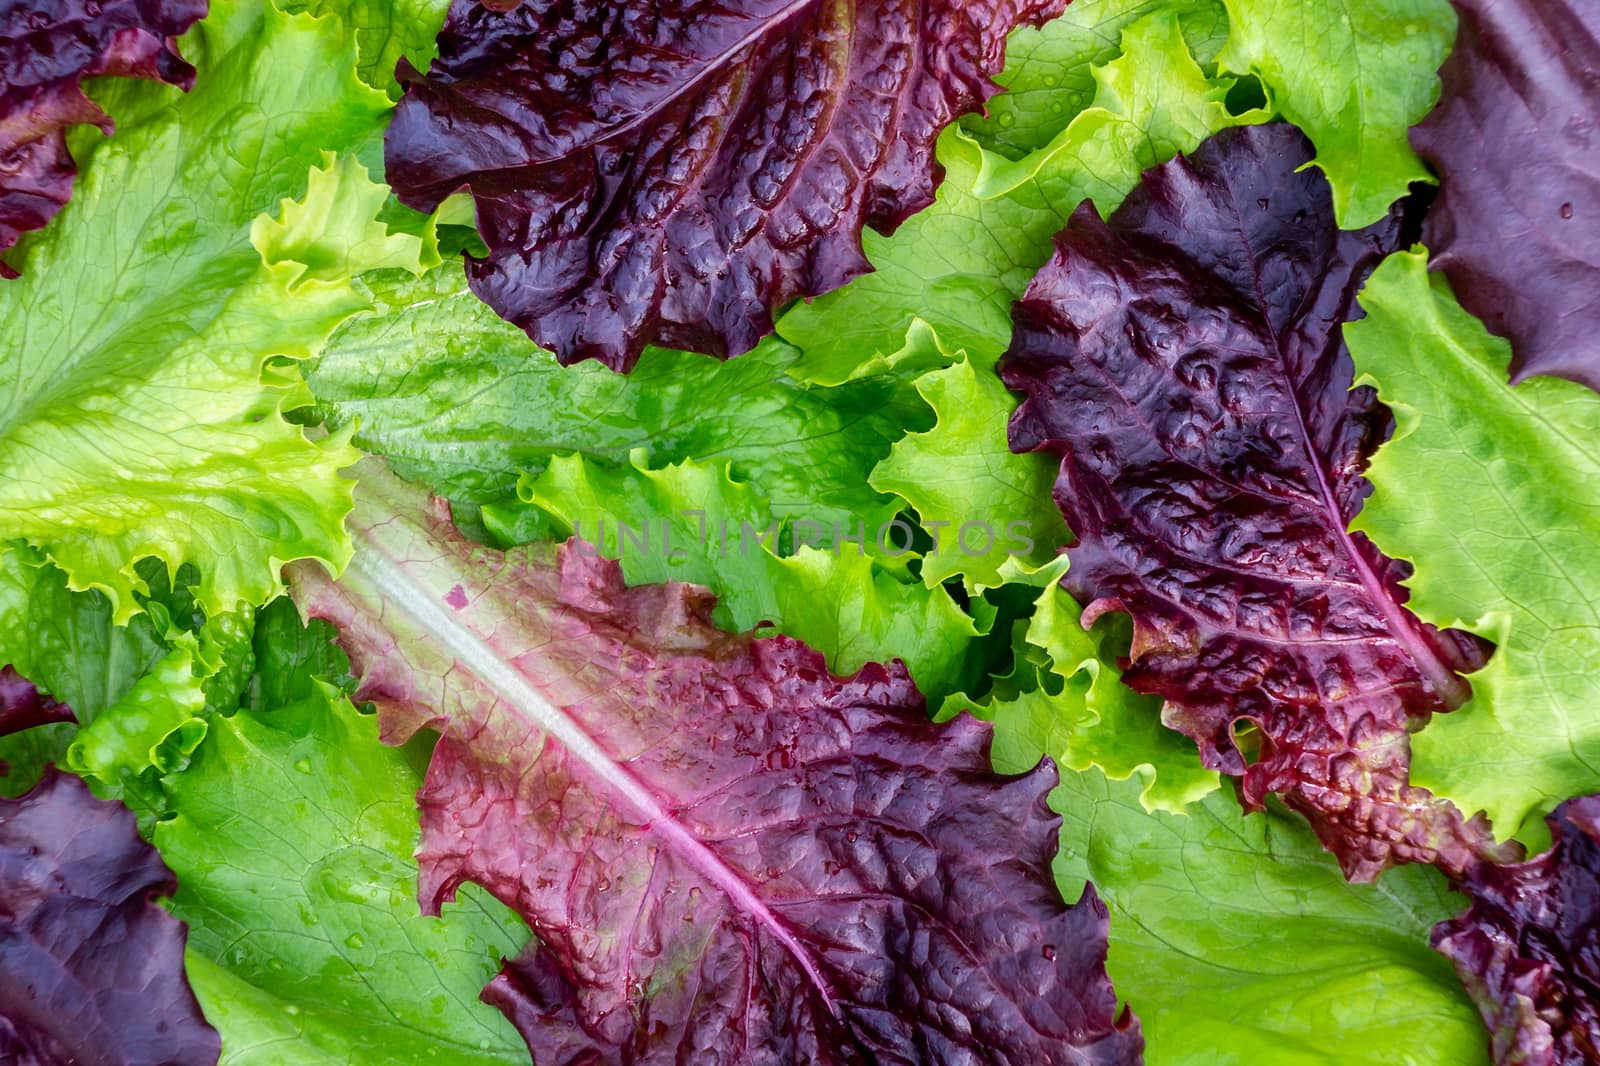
[384,0,1068,371]
[0,767,219,1065]
[1434,794,1600,1065]
[0,667,73,740]
[287,460,1141,1065]
[1411,0,1600,392]
[1001,123,1518,882]
[0,0,208,277]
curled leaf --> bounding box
[1002,123,1514,880]
[1434,795,1600,1065]
[384,0,1069,370]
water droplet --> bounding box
[845,830,859,844]
[294,757,312,774]
[1041,945,1057,960]
[1561,202,1574,219]
[283,1005,301,1016]
[344,933,365,950]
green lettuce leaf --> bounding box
[307,259,928,531]
[289,0,452,96]
[974,676,1486,1064]
[1348,248,1600,843]
[155,619,530,1065]
[505,452,979,695]
[1215,0,1454,226]
[963,0,1230,158]
[868,343,1068,590]
[777,9,1256,382]
[0,545,245,805]
[0,0,427,624]
[1011,579,1220,812]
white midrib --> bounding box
[348,542,838,1013]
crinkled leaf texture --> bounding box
[1410,0,1600,392]
[1002,123,1513,881]
[0,0,207,276]
[287,461,1141,1065]
[0,666,72,741]
[0,768,219,1065]
[0,0,416,623]
[384,0,1069,370]
[1347,248,1600,844]
[1433,795,1600,1066]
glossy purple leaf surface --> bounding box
[288,461,1141,1065]
[0,0,209,276]
[384,0,1068,371]
[0,768,219,1065]
[1002,123,1517,882]
[1411,0,1600,392]
[1434,794,1600,1065]
[0,667,73,740]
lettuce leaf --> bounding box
[961,0,1230,158]
[0,0,208,275]
[778,9,1257,382]
[1347,248,1600,843]
[307,258,928,531]
[383,0,1069,369]
[1002,123,1511,879]
[155,642,531,1066]
[0,768,219,1065]
[0,667,72,741]
[287,460,1143,1064]
[1215,0,1454,226]
[1409,0,1600,392]
[0,0,427,624]
[1432,794,1600,1064]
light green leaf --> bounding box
[1019,580,1219,811]
[976,699,1486,1065]
[290,0,452,96]
[509,452,979,695]
[964,0,1231,158]
[309,260,930,531]
[158,674,529,1065]
[0,1,426,623]
[778,10,1255,382]
[1347,248,1600,841]
[1216,0,1454,226]
[868,348,1068,589]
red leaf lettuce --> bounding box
[384,0,1068,371]
[0,0,208,276]
[1411,0,1600,392]
[0,767,219,1065]
[1001,123,1515,881]
[0,667,73,741]
[1434,794,1600,1065]
[288,461,1141,1064]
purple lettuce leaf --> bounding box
[1001,122,1517,882]
[0,667,73,740]
[0,0,209,277]
[1410,0,1600,392]
[1434,795,1600,1065]
[0,767,219,1065]
[287,460,1141,1064]
[384,0,1068,371]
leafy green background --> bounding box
[0,0,1512,1062]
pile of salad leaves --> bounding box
[2,0,1598,1063]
